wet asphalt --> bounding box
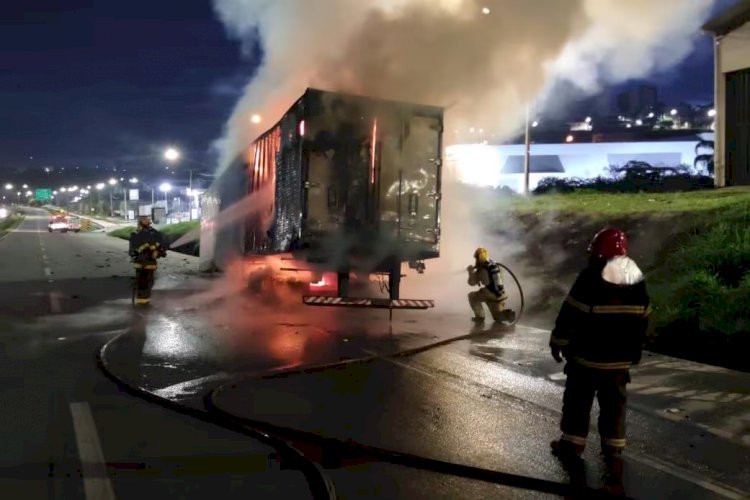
[2,206,749,499]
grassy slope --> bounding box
[0,214,25,237]
[509,188,750,366]
[109,221,200,255]
[508,187,750,217]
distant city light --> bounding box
[60,187,67,193]
[129,177,138,184]
[708,109,716,117]
[626,124,632,128]
[96,183,105,190]
[4,184,12,190]
[565,135,575,143]
[481,6,491,15]
[584,116,592,124]
[250,114,262,124]
[159,182,172,193]
[164,147,181,162]
[647,112,655,118]
[532,121,539,127]
[108,178,117,185]
[635,119,643,126]
[670,109,678,116]
[22,184,28,189]
[25,191,32,197]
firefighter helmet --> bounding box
[588,228,628,260]
[138,216,153,228]
[474,247,489,264]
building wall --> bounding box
[446,140,710,193]
[715,19,750,186]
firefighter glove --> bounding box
[551,345,564,363]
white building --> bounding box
[446,137,711,192]
[704,1,750,187]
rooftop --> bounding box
[702,0,750,35]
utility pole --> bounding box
[524,106,531,195]
[188,169,193,220]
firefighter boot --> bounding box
[601,451,625,496]
[551,440,586,491]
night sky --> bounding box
[0,0,736,184]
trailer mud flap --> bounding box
[303,296,434,310]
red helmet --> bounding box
[588,228,628,260]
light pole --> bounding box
[108,178,117,217]
[164,147,194,219]
[159,183,172,213]
[524,106,531,195]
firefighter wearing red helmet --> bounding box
[549,228,651,493]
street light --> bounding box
[670,109,678,116]
[4,184,12,190]
[22,184,28,189]
[164,147,180,162]
[129,177,138,184]
[96,183,105,190]
[108,178,117,186]
[708,109,716,118]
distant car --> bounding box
[48,215,80,233]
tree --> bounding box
[694,139,715,175]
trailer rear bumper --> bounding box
[303,296,434,310]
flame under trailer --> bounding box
[200,88,443,310]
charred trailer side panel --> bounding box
[198,156,248,272]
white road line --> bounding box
[69,402,117,500]
[368,350,748,499]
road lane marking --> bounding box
[70,402,117,500]
[366,349,748,499]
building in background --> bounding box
[447,133,712,193]
[704,1,750,186]
[617,84,658,117]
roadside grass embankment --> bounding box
[109,221,200,256]
[0,213,25,239]
[507,187,750,371]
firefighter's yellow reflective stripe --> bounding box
[142,264,157,270]
[602,437,626,448]
[592,305,648,315]
[550,335,570,346]
[561,433,587,445]
[565,295,591,313]
[573,358,632,370]
[135,298,150,304]
[133,263,143,269]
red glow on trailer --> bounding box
[309,272,338,293]
[370,119,378,184]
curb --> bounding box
[97,335,337,500]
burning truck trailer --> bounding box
[200,88,444,312]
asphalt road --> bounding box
[3,206,749,499]
[0,207,314,499]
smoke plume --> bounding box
[212,0,716,169]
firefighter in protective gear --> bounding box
[128,216,166,305]
[549,228,651,494]
[467,247,516,323]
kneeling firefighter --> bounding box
[129,216,167,305]
[467,247,516,323]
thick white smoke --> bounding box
[212,0,716,170]
[209,0,717,320]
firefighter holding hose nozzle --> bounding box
[467,247,516,324]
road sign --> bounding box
[35,188,53,201]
